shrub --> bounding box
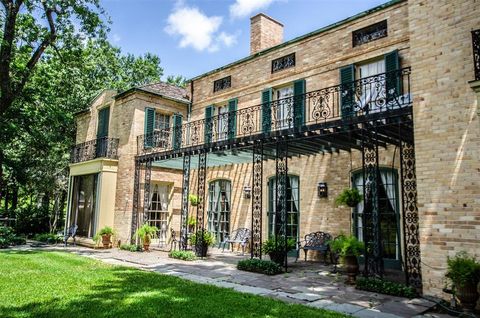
[335,188,362,207]
[190,230,215,246]
[262,236,296,254]
[169,250,197,261]
[0,226,26,248]
[329,235,364,257]
[237,259,283,275]
[356,277,417,298]
[34,233,63,244]
[119,244,142,252]
[446,251,480,287]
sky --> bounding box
[101,0,388,80]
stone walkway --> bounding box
[14,243,452,318]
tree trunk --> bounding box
[0,149,3,213]
[11,184,18,211]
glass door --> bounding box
[207,180,231,243]
[148,184,170,246]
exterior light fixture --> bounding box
[318,182,328,198]
[243,186,252,199]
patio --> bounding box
[22,243,443,318]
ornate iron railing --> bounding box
[473,29,480,81]
[70,137,119,163]
[137,67,411,155]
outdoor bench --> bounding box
[296,231,332,264]
[220,228,251,255]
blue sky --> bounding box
[102,0,388,80]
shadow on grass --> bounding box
[0,251,344,318]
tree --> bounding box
[166,74,187,88]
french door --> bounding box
[207,180,231,243]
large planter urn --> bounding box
[455,280,479,312]
[269,252,286,265]
[101,234,111,249]
[195,243,208,257]
[343,255,360,284]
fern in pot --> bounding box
[335,188,362,208]
[446,251,480,312]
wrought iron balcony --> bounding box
[70,137,119,163]
[137,67,412,155]
[473,29,480,81]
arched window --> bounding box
[207,180,231,243]
[352,168,402,269]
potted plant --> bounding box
[187,216,196,233]
[330,235,365,284]
[190,230,215,257]
[446,251,480,312]
[97,226,115,249]
[262,236,296,265]
[135,224,158,252]
[335,188,363,208]
[189,194,199,207]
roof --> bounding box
[115,81,190,104]
[188,0,405,82]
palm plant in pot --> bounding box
[262,236,296,265]
[446,251,480,312]
[190,230,215,257]
[335,188,363,208]
[135,224,158,252]
[330,235,365,284]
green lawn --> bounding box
[0,251,348,318]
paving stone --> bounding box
[306,299,336,309]
[405,298,436,308]
[286,292,325,302]
[231,285,274,295]
[374,300,430,317]
[324,303,365,314]
[354,308,403,318]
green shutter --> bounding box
[293,79,306,129]
[227,98,237,140]
[172,113,183,150]
[385,50,401,104]
[97,107,110,139]
[261,88,272,133]
[204,105,214,144]
[144,107,155,148]
[340,64,355,119]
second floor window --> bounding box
[216,105,228,141]
[274,85,293,130]
[155,113,170,131]
[357,59,386,112]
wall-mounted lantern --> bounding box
[317,182,328,198]
[243,186,252,199]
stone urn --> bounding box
[343,255,359,284]
[456,280,479,312]
[269,251,286,265]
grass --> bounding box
[0,250,348,318]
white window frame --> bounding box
[273,84,294,130]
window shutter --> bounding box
[293,79,306,129]
[144,107,155,148]
[204,105,214,144]
[261,88,272,133]
[227,98,237,140]
[97,107,110,139]
[172,113,183,150]
[385,50,401,104]
[340,64,355,119]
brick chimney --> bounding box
[250,13,283,55]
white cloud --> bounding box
[165,4,236,53]
[229,0,277,19]
[112,33,121,43]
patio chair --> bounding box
[170,228,178,251]
[64,224,78,246]
[220,228,251,255]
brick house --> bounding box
[66,0,480,298]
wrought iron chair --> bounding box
[220,228,251,255]
[296,231,332,264]
[170,228,178,251]
[64,224,78,246]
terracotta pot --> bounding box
[143,235,151,252]
[101,234,111,249]
[455,280,479,312]
[343,255,359,284]
[269,251,286,265]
